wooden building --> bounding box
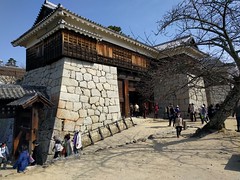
[7,1,212,160]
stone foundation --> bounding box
[22,57,122,158]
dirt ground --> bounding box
[2,117,240,180]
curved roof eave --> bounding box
[12,4,158,55]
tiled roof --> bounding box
[154,36,198,51]
[0,84,47,100]
[8,92,53,108]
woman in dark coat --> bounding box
[32,140,43,165]
[13,145,30,173]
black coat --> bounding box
[32,146,43,165]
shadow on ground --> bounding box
[224,154,240,172]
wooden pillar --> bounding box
[31,106,39,150]
[124,79,130,117]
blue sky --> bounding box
[0,0,182,67]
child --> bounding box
[53,139,63,159]
[0,142,9,169]
[175,112,183,138]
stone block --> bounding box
[106,73,113,80]
[84,117,92,125]
[60,92,79,102]
[96,83,103,91]
[108,106,119,113]
[92,123,103,130]
[107,91,117,98]
[87,109,95,116]
[101,128,112,138]
[67,86,75,94]
[61,77,78,86]
[80,96,89,103]
[63,120,76,132]
[88,81,96,89]
[79,81,87,88]
[90,131,101,142]
[75,87,82,94]
[99,114,106,122]
[76,118,84,126]
[103,83,111,90]
[95,109,101,116]
[83,73,92,81]
[62,69,71,78]
[90,97,99,104]
[91,116,99,123]
[65,101,73,110]
[87,68,97,76]
[102,65,110,72]
[57,108,79,120]
[93,76,99,83]
[79,109,87,117]
[101,90,107,98]
[83,89,91,97]
[99,77,106,83]
[76,72,83,81]
[73,102,82,111]
[82,135,92,147]
[58,100,66,109]
[91,89,101,97]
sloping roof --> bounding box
[8,92,53,109]
[12,1,158,56]
[0,84,47,100]
[33,0,57,27]
[154,36,198,51]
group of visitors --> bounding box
[187,103,221,124]
[52,130,82,159]
[6,130,82,173]
[166,103,183,137]
[130,102,159,119]
[12,140,43,173]
[166,103,181,127]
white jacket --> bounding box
[0,148,4,158]
[73,132,82,149]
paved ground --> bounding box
[0,117,239,179]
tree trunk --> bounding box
[194,78,240,136]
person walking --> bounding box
[189,103,197,122]
[142,102,147,119]
[63,133,72,157]
[200,104,208,124]
[0,142,9,169]
[168,104,175,127]
[134,103,139,117]
[73,130,82,155]
[52,139,63,159]
[31,140,43,165]
[232,101,240,132]
[13,144,30,173]
[154,103,159,119]
[175,112,183,138]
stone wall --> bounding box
[56,58,121,133]
[188,75,208,113]
[21,57,122,158]
[206,85,231,106]
[154,74,207,118]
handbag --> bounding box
[29,155,35,163]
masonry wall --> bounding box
[206,85,231,106]
[56,58,121,133]
[154,74,207,118]
[21,57,122,158]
